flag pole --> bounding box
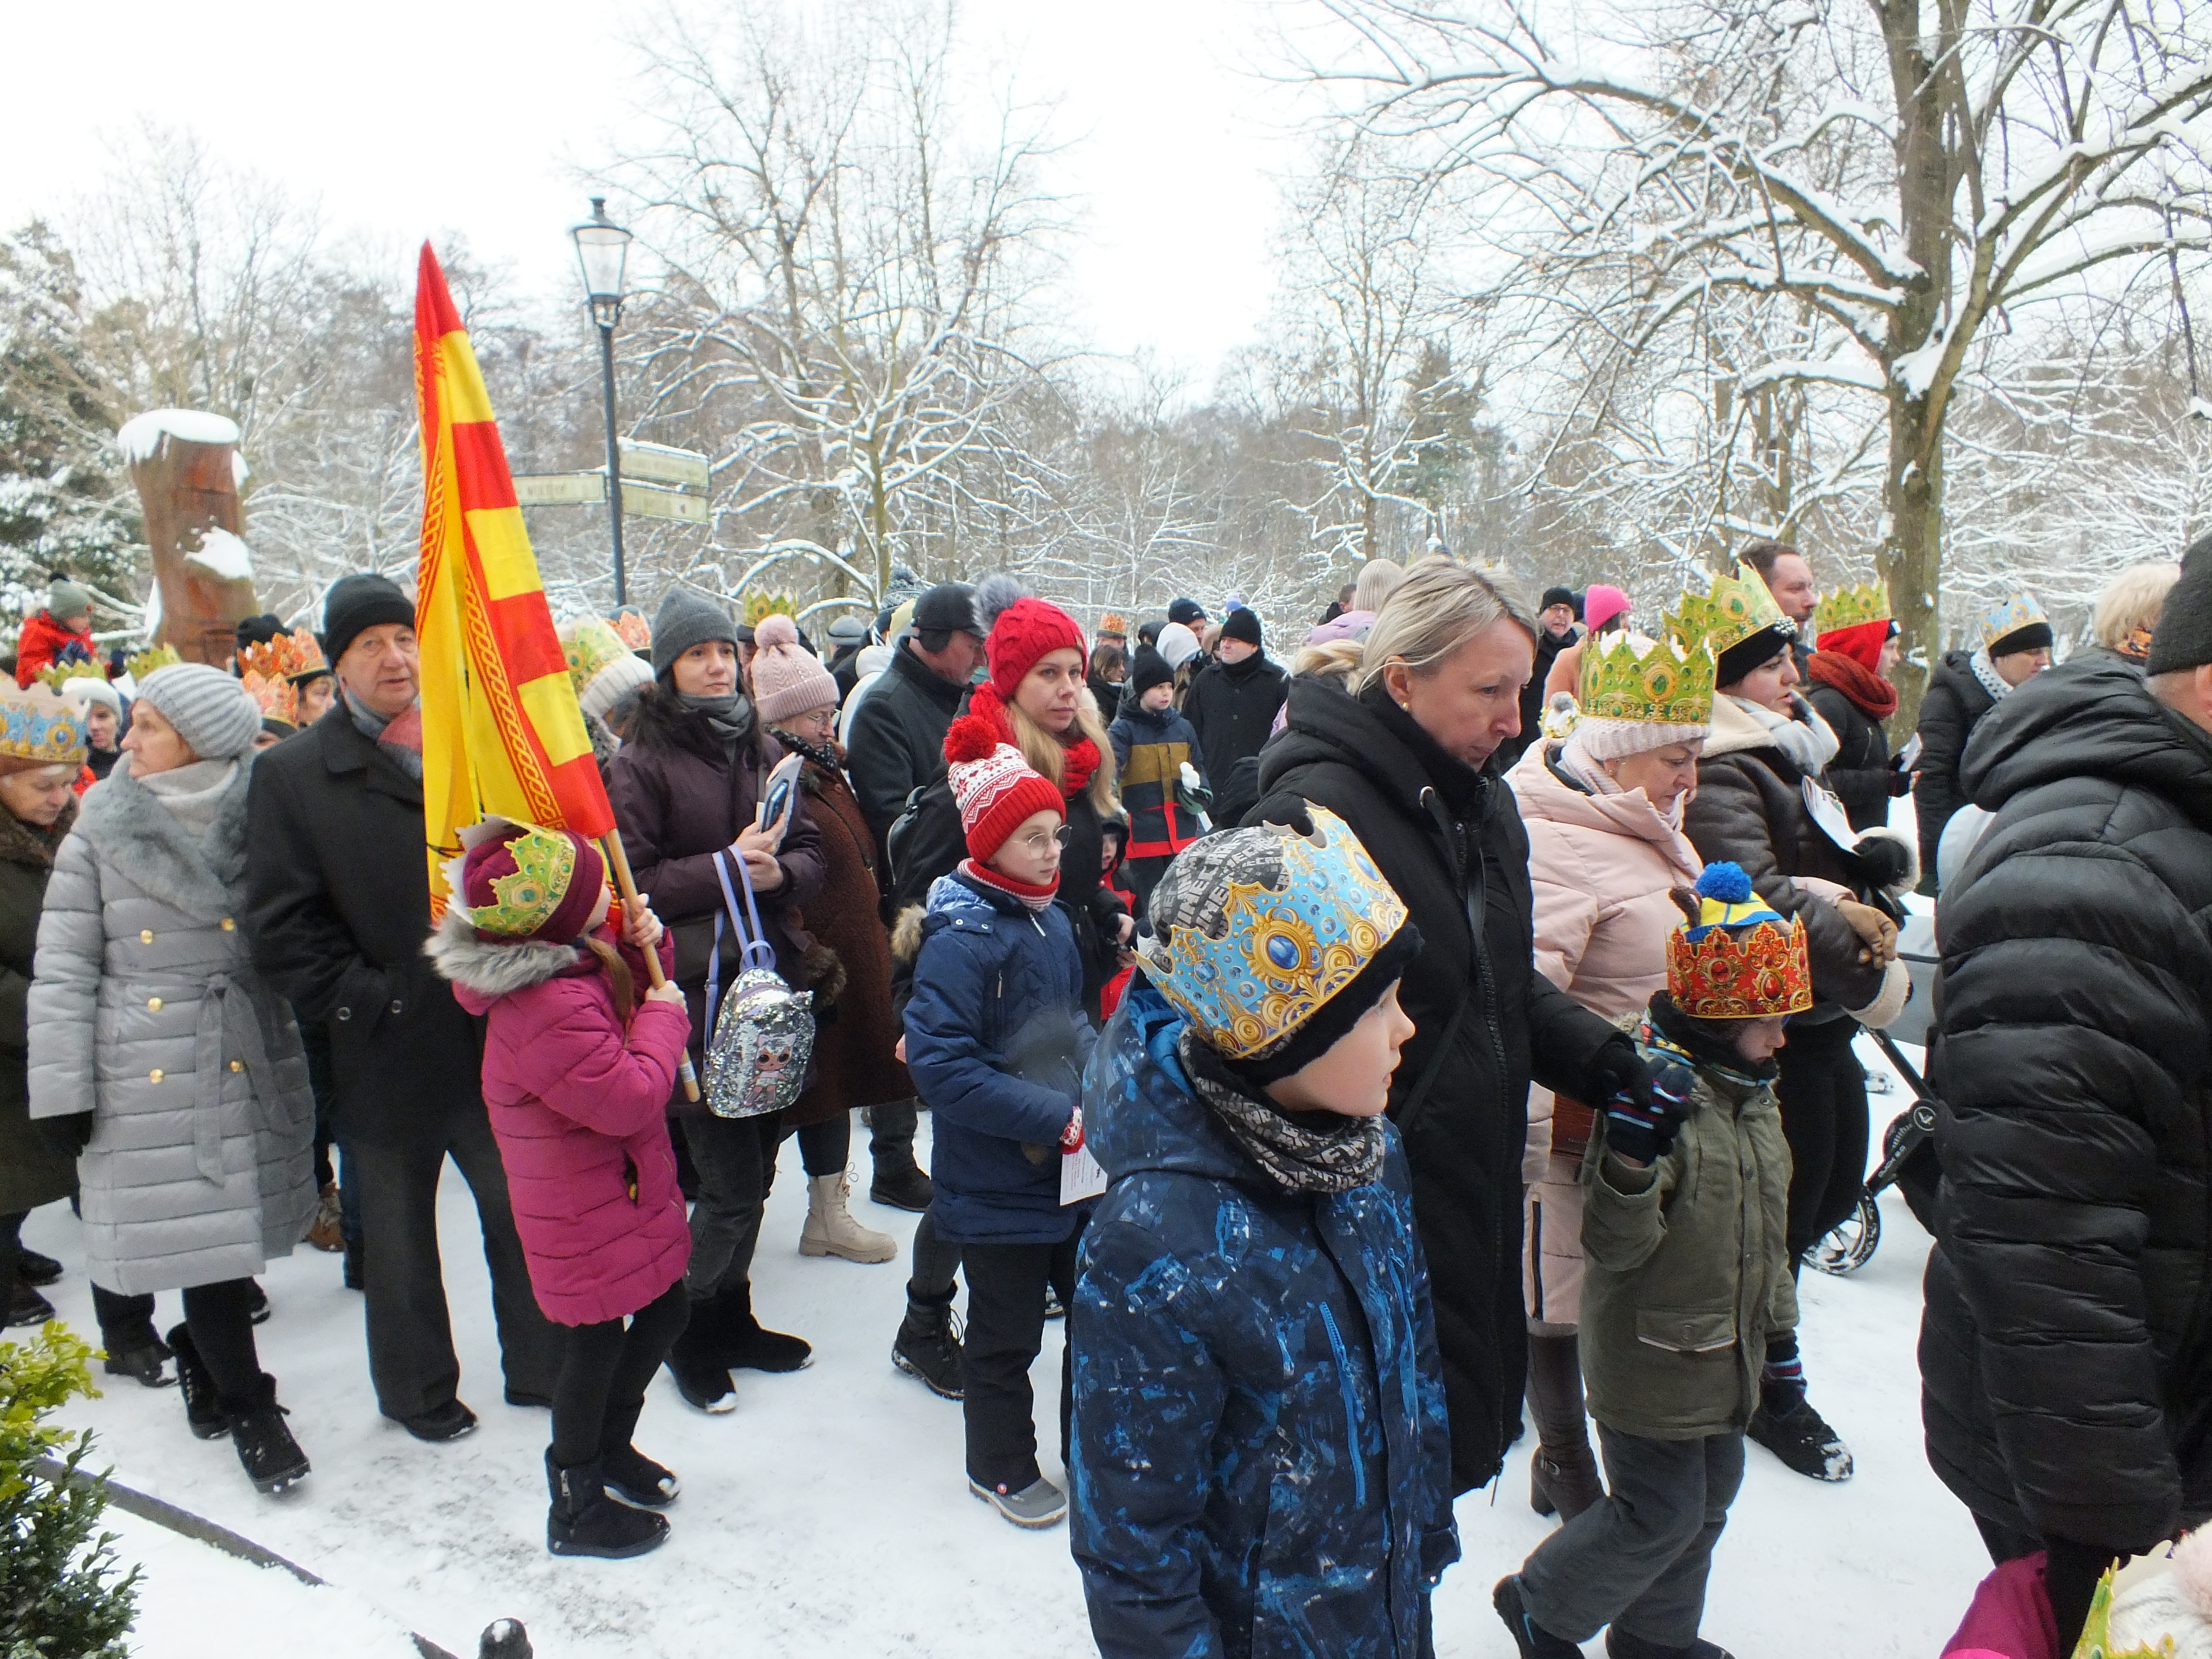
[602,827,701,1104]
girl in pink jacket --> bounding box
[427,821,692,1562]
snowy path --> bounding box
[34,1064,1984,1658]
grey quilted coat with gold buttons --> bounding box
[26,759,314,1295]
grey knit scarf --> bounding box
[1178,1029,1384,1195]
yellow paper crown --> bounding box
[1816,584,1890,637]
[34,662,108,695]
[1671,563,1792,661]
[127,644,182,683]
[740,590,797,629]
[236,627,327,685]
[1577,625,1716,727]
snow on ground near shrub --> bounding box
[31,1073,1984,1658]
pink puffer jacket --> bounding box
[429,914,692,1326]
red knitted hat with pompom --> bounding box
[945,714,1063,864]
[986,597,1087,697]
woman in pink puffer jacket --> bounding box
[427,821,692,1563]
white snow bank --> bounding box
[184,528,255,583]
[116,409,241,464]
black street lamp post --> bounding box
[571,198,635,607]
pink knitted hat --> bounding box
[946,714,1063,864]
[749,614,840,725]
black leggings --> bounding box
[770,1111,852,1186]
[551,1281,690,1467]
[1773,1015,1870,1263]
[0,1210,23,1299]
[183,1278,267,1411]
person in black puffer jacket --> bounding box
[1914,593,2054,891]
[1182,607,1287,828]
[1803,587,1911,833]
[1923,548,2212,1654]
[1247,556,1635,1499]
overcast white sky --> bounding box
[0,0,1323,390]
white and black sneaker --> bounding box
[969,1475,1066,1529]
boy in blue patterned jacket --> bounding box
[1070,805,1458,1657]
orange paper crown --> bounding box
[236,627,328,685]
[1665,863,1813,1019]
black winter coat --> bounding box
[845,643,968,855]
[1923,658,2212,1555]
[1250,677,1621,1494]
[1183,653,1288,827]
[1914,649,1997,888]
[1804,678,1901,832]
[244,707,484,1149]
[1509,626,1578,767]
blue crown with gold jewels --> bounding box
[1137,805,1409,1061]
[0,688,86,768]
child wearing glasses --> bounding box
[902,714,1100,1528]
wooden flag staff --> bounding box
[601,828,701,1104]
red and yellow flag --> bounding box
[414,243,613,914]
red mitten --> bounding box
[1060,1106,1085,1153]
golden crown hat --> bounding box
[35,661,109,695]
[240,668,298,726]
[445,817,588,940]
[1670,563,1792,661]
[610,610,652,651]
[739,590,798,629]
[236,627,327,685]
[1665,863,1813,1020]
[127,644,183,684]
[1139,805,1409,1061]
[1978,591,2049,651]
[0,685,87,768]
[1816,584,1891,639]
[561,617,634,690]
[1577,624,1717,727]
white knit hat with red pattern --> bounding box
[946,714,1063,863]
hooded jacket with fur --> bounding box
[428,914,691,1326]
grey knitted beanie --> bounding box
[651,588,740,678]
[135,662,262,760]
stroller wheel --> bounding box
[1807,1192,1882,1276]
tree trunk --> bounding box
[126,422,260,666]
[1882,392,1945,732]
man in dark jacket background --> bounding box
[843,580,982,1212]
[1508,587,1581,767]
[1181,605,1286,830]
[244,573,557,1442]
[1922,538,2212,1654]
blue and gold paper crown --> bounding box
[0,687,86,768]
[1978,591,2048,651]
[1139,805,1409,1061]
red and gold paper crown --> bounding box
[1665,863,1812,1020]
[236,626,328,686]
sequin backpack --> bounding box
[702,850,815,1119]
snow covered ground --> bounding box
[30,1053,1985,1659]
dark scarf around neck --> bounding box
[1178,1028,1384,1196]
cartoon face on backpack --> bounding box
[704,967,815,1119]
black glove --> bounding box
[1851,833,1913,890]
[1602,1060,1695,1166]
[1586,1036,1654,1113]
[39,1112,94,1157]
[1255,795,1315,838]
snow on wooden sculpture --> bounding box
[117,409,262,666]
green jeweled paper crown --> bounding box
[1142,805,1409,1061]
[1670,563,1792,661]
[740,589,798,629]
[1577,625,1716,726]
[1816,584,1890,637]
[466,824,580,939]
[0,688,86,766]
[1978,590,2048,651]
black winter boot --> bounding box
[599,1403,678,1507]
[1748,1373,1853,1482]
[891,1295,963,1400]
[663,1300,735,1414]
[227,1378,310,1494]
[545,1450,668,1558]
[1526,1332,1604,1521]
[167,1323,228,1440]
[868,1100,933,1213]
[717,1284,811,1373]
[15,1247,61,1287]
[7,1279,54,1328]
[1493,1576,1584,1659]
[1606,1628,1736,1659]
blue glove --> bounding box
[1604,1060,1696,1165]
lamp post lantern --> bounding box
[571,197,635,606]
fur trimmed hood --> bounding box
[72,760,251,921]
[424,903,585,1001]
[0,795,74,873]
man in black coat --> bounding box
[842,580,983,1212]
[1507,587,1581,768]
[1923,541,2212,1653]
[1250,672,1634,1496]
[1182,606,1287,830]
[243,574,558,1441]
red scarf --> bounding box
[1806,650,1898,721]
[960,857,1059,911]
[966,682,1101,801]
